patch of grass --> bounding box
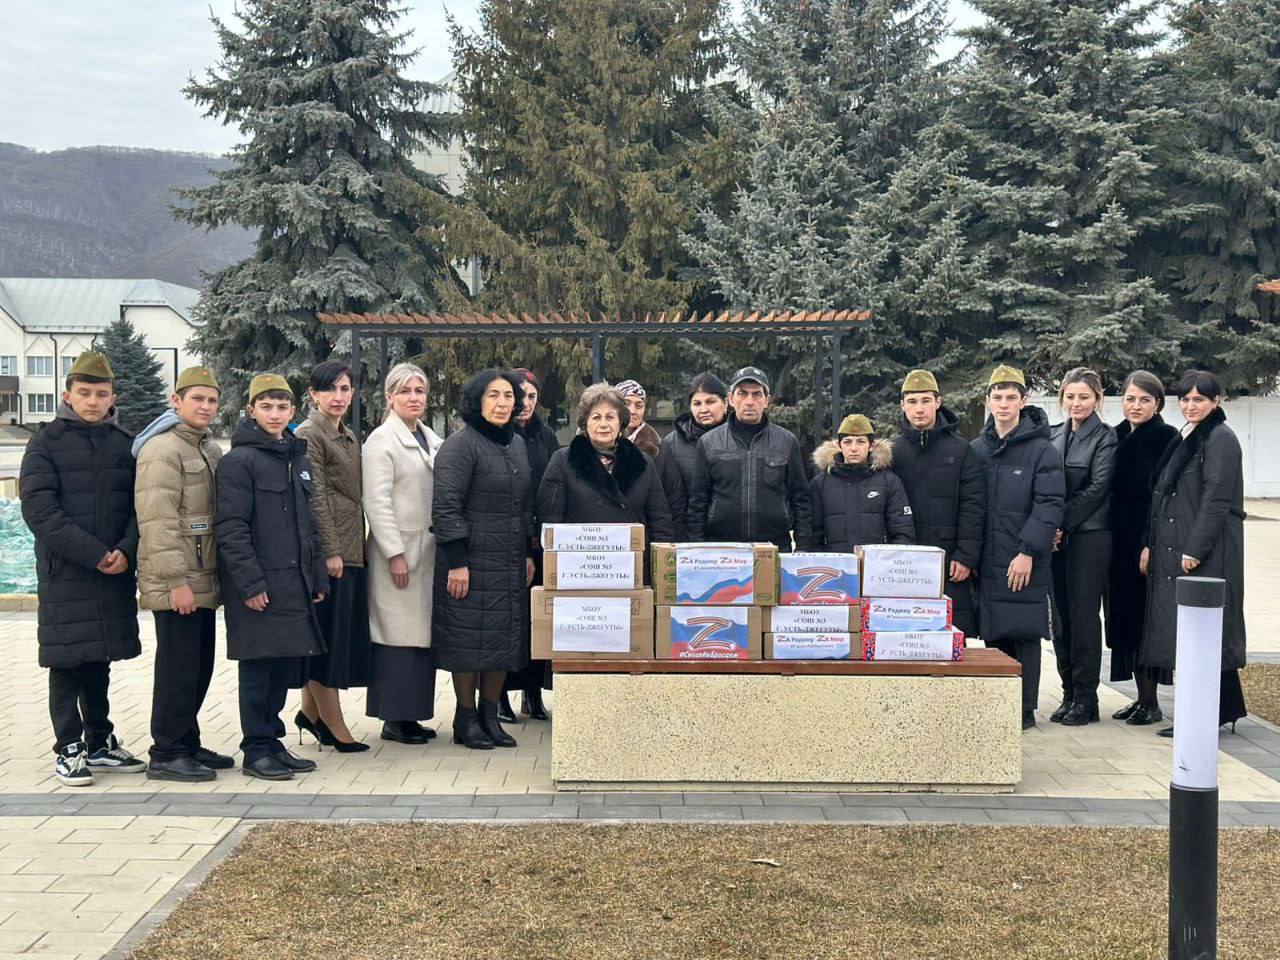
[1241,663,1280,727]
[130,823,1279,960]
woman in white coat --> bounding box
[362,363,444,745]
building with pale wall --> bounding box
[0,277,201,425]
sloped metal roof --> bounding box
[0,278,201,332]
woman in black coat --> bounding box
[1107,371,1178,725]
[1048,368,1117,727]
[537,382,675,542]
[1140,370,1247,734]
[656,372,727,537]
[432,369,536,750]
[807,417,914,551]
[504,368,562,721]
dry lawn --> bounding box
[1241,663,1280,727]
[129,822,1280,960]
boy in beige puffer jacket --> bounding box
[134,366,231,782]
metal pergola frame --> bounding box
[318,309,869,440]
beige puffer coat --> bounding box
[135,422,222,610]
[294,410,364,566]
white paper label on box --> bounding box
[675,547,755,604]
[551,597,632,653]
[552,551,638,590]
[771,633,851,660]
[541,524,636,552]
[770,605,851,633]
[860,545,945,598]
[869,631,954,660]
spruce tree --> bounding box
[1151,0,1280,392]
[685,0,955,441]
[940,0,1192,390]
[97,317,168,434]
[401,0,733,408]
[175,0,458,420]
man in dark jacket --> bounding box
[21,351,147,787]
[657,371,727,538]
[971,365,1065,730]
[810,415,914,551]
[688,367,813,552]
[214,374,329,780]
[890,369,986,637]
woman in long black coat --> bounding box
[502,368,562,721]
[536,382,675,542]
[1107,371,1178,725]
[1140,370,1247,734]
[432,369,535,750]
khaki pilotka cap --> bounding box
[837,414,874,437]
[988,364,1027,390]
[901,369,939,394]
[67,351,114,381]
[247,374,294,404]
[175,366,220,393]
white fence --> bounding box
[1028,395,1280,499]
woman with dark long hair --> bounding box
[431,369,536,749]
[1140,370,1247,735]
[1107,371,1177,725]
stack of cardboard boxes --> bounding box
[859,544,964,661]
[763,552,862,659]
[530,523,654,660]
[652,543,778,660]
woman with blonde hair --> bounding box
[362,363,443,745]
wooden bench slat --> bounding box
[554,648,1020,678]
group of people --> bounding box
[24,348,1246,787]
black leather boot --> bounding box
[478,700,517,748]
[1050,699,1073,723]
[1060,700,1100,726]
[497,691,517,724]
[452,707,495,750]
[521,688,550,721]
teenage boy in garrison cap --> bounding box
[214,374,329,780]
[809,414,914,551]
[890,369,986,638]
[970,365,1064,730]
[21,351,146,786]
[134,366,233,782]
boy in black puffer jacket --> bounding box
[21,351,146,787]
[809,414,914,551]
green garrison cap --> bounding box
[988,364,1026,390]
[837,414,874,437]
[247,373,294,404]
[67,351,114,381]
[175,365,220,394]
[901,369,939,394]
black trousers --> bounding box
[1051,530,1110,706]
[237,658,295,763]
[150,609,217,762]
[985,637,1041,716]
[49,661,113,754]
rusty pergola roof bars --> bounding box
[318,308,869,439]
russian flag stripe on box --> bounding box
[779,552,859,605]
[668,606,752,659]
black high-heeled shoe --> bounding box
[521,688,550,721]
[497,691,517,724]
[314,717,370,753]
[294,710,322,747]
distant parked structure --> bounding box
[0,277,202,425]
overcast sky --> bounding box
[0,0,980,155]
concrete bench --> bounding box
[552,649,1022,793]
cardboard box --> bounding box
[543,550,643,590]
[656,605,763,660]
[859,545,946,599]
[778,552,859,604]
[862,629,965,662]
[764,632,860,660]
[763,604,861,634]
[861,597,953,633]
[540,523,645,552]
[530,587,654,660]
[651,542,779,606]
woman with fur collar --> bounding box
[809,414,914,552]
[536,383,674,543]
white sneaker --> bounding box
[86,734,146,773]
[55,742,94,787]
